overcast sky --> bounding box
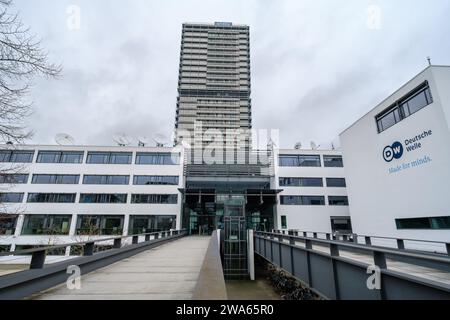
[11,0,450,148]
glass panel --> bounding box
[0,193,24,203]
[328,196,349,206]
[136,153,179,165]
[380,111,396,132]
[298,155,321,167]
[0,174,28,184]
[278,156,298,167]
[60,152,84,163]
[396,218,431,230]
[431,217,450,229]
[37,152,60,163]
[326,178,347,188]
[406,90,428,115]
[87,152,110,164]
[0,151,12,162]
[302,196,325,205]
[324,155,344,168]
[110,153,132,164]
[10,151,34,163]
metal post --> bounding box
[365,236,372,246]
[294,231,299,237]
[343,235,348,242]
[373,251,387,269]
[352,234,358,243]
[446,243,450,256]
[303,232,307,238]
[30,250,46,269]
[154,233,159,240]
[145,234,151,242]
[326,233,331,240]
[132,236,139,245]
[330,243,339,257]
[305,239,312,250]
[113,238,122,249]
[83,242,95,256]
[313,232,318,239]
[397,239,405,250]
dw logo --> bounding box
[383,141,404,162]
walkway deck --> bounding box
[29,236,210,300]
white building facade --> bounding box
[340,65,450,243]
[274,149,350,233]
[0,145,184,253]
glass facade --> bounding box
[0,174,29,184]
[279,177,323,187]
[80,194,127,204]
[0,150,34,163]
[76,215,124,235]
[37,151,84,164]
[32,174,80,184]
[87,152,132,164]
[83,175,130,185]
[128,215,176,234]
[22,215,71,235]
[135,153,180,165]
[27,193,76,203]
[279,155,321,167]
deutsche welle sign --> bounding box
[383,130,433,174]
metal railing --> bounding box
[274,230,450,256]
[0,229,187,270]
[256,231,450,300]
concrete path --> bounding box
[30,236,210,300]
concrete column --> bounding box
[123,214,130,236]
[247,229,255,281]
[68,214,78,236]
[14,214,25,237]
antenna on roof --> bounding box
[294,142,302,150]
[427,56,432,66]
[310,141,318,150]
[113,133,132,147]
[55,133,75,146]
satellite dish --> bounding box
[153,133,170,147]
[113,133,132,146]
[294,142,302,150]
[138,136,150,147]
[55,133,75,146]
[310,141,318,150]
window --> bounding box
[0,193,24,203]
[0,174,29,184]
[86,152,132,164]
[0,150,34,163]
[32,174,80,184]
[27,193,76,203]
[136,153,180,165]
[328,196,349,206]
[0,215,17,235]
[280,196,325,206]
[279,155,321,167]
[37,151,84,164]
[376,82,433,133]
[21,215,71,235]
[83,175,130,185]
[131,194,178,204]
[396,216,450,230]
[281,216,287,229]
[76,215,124,235]
[324,155,344,168]
[133,176,180,186]
[326,178,347,188]
[128,215,176,234]
[279,177,323,187]
[79,194,127,204]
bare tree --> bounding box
[0,0,61,239]
[0,0,61,144]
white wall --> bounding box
[340,66,450,242]
[274,149,350,233]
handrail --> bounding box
[258,231,450,264]
[273,229,450,255]
[255,231,450,299]
[0,229,187,269]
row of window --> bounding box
[0,174,180,186]
[0,214,177,236]
[0,151,180,165]
[376,81,433,133]
[280,195,349,206]
[279,177,346,188]
[0,193,179,204]
[279,155,343,168]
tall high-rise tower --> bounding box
[175,22,252,154]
